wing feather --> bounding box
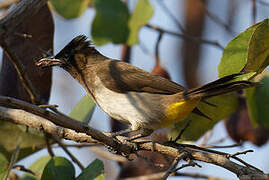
[96,60,185,94]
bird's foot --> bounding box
[106,128,133,138]
[127,128,153,141]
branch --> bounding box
[121,172,233,180]
[199,0,234,34]
[0,96,135,155]
[161,152,188,179]
[53,136,85,170]
[156,0,185,32]
[252,0,257,24]
[145,24,224,50]
[0,0,49,104]
[257,0,269,6]
[0,96,268,179]
[154,31,163,66]
[13,165,36,176]
[0,0,48,37]
[90,146,127,163]
[0,0,19,9]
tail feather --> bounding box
[191,73,242,92]
[184,74,259,100]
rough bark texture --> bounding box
[0,4,53,104]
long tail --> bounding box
[184,73,259,100]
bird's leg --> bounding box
[108,128,153,141]
[108,128,133,138]
[128,128,153,141]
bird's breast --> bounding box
[92,77,162,129]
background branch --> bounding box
[145,24,224,50]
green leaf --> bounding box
[69,95,95,123]
[230,72,256,82]
[0,153,9,180]
[246,74,269,129]
[50,0,90,19]
[41,157,75,180]
[244,19,269,73]
[0,121,47,160]
[0,145,20,180]
[219,19,269,78]
[170,93,239,141]
[76,159,104,180]
[127,0,154,45]
[91,0,129,45]
[22,156,51,180]
[218,22,261,78]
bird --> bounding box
[36,35,257,139]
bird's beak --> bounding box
[36,56,65,68]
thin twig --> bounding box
[175,172,231,180]
[175,159,202,171]
[204,141,243,149]
[121,172,230,180]
[226,150,263,173]
[154,31,163,66]
[252,0,257,24]
[13,165,36,176]
[54,143,99,148]
[228,150,254,158]
[200,130,213,146]
[133,151,165,168]
[174,119,191,142]
[199,0,234,34]
[90,146,127,163]
[1,40,38,104]
[53,136,85,170]
[145,24,224,50]
[180,143,263,173]
[257,0,269,6]
[203,136,227,147]
[39,104,59,109]
[161,152,188,180]
[156,0,185,32]
[44,133,54,157]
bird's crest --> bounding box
[55,35,96,59]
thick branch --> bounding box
[0,96,267,179]
[0,0,48,37]
[0,0,49,104]
[0,96,134,154]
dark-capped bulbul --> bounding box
[36,35,257,138]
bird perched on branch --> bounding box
[36,35,257,139]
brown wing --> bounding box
[96,60,185,94]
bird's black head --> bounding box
[36,35,98,69]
